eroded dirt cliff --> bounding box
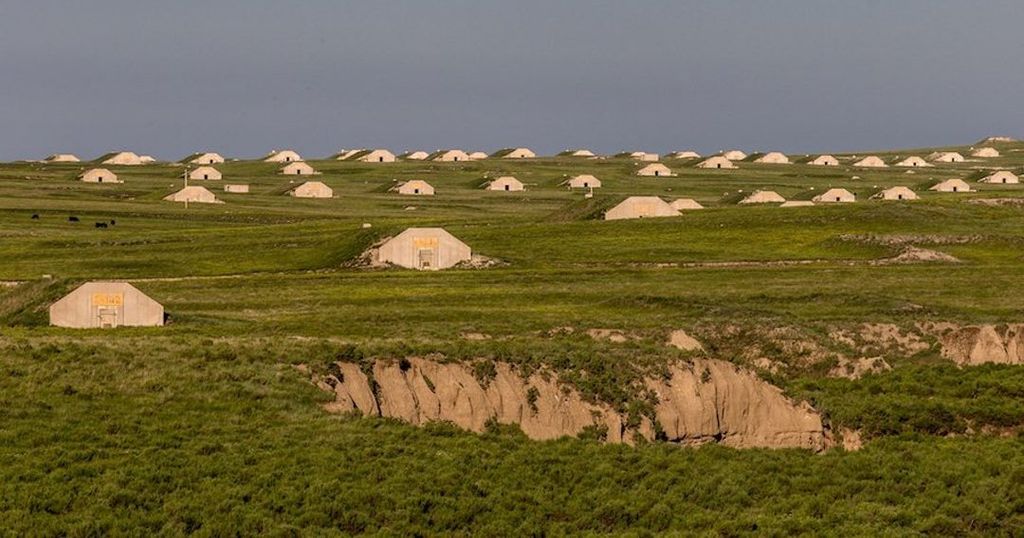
[932,324,1024,366]
[314,357,827,450]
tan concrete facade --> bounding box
[637,163,672,177]
[809,155,839,166]
[164,186,221,203]
[46,154,80,162]
[357,149,396,163]
[739,190,786,204]
[79,168,120,183]
[812,188,856,203]
[722,150,747,161]
[894,156,932,167]
[754,152,790,164]
[980,171,1019,184]
[930,178,972,192]
[697,156,737,169]
[290,181,333,198]
[101,151,144,165]
[566,174,601,189]
[188,166,222,180]
[667,150,701,159]
[929,152,965,163]
[403,151,429,160]
[972,147,1000,158]
[395,180,435,195]
[485,176,524,191]
[670,198,704,210]
[497,148,536,159]
[264,150,303,163]
[605,196,680,220]
[628,151,659,161]
[189,152,225,164]
[377,228,472,270]
[333,149,362,160]
[564,149,595,157]
[872,186,918,200]
[853,156,887,168]
[429,150,469,162]
[49,282,164,329]
[280,162,317,175]
[224,184,250,193]
[468,152,489,160]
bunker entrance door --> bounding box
[97,307,120,328]
[417,248,436,270]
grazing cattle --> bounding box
[95,222,108,229]
[68,216,79,222]
[110,220,116,226]
[31,214,39,219]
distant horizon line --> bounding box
[20,135,1020,163]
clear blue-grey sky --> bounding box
[1,0,1022,161]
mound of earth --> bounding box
[345,238,390,268]
[830,323,930,357]
[976,136,1018,144]
[667,329,704,352]
[455,254,506,269]
[933,324,1024,366]
[838,233,982,246]
[314,357,828,450]
[828,356,892,380]
[587,328,634,343]
[873,246,960,265]
[966,198,1024,208]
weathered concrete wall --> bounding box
[812,188,856,203]
[102,152,143,165]
[80,169,120,183]
[754,152,790,164]
[697,156,736,169]
[281,162,316,175]
[486,177,523,191]
[264,150,302,163]
[49,282,164,329]
[637,164,671,177]
[605,197,680,220]
[430,150,469,162]
[376,228,471,270]
[164,186,220,203]
[188,166,222,180]
[358,149,396,163]
[47,154,80,162]
[291,181,332,198]
[397,181,434,195]
[567,175,601,188]
[189,152,224,164]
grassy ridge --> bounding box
[3,142,1024,534]
[1,339,1022,535]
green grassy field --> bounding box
[3,143,1024,534]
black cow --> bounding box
[68,216,79,222]
[95,222,108,229]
